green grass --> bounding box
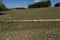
[0,7,60,20]
[0,7,60,40]
[0,7,60,31]
[0,21,60,31]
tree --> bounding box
[54,2,60,7]
[0,0,7,11]
[47,0,51,6]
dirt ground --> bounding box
[0,27,60,40]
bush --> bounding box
[54,2,60,7]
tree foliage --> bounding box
[28,0,51,8]
[0,2,7,11]
[54,2,60,7]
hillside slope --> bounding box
[0,7,60,20]
[0,7,60,40]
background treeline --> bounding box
[15,7,26,9]
[0,0,60,11]
[28,1,51,8]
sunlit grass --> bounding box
[0,21,60,31]
[0,7,60,20]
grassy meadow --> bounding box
[0,7,60,40]
[0,7,60,31]
[0,7,60,20]
[0,21,60,31]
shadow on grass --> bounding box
[0,12,7,15]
